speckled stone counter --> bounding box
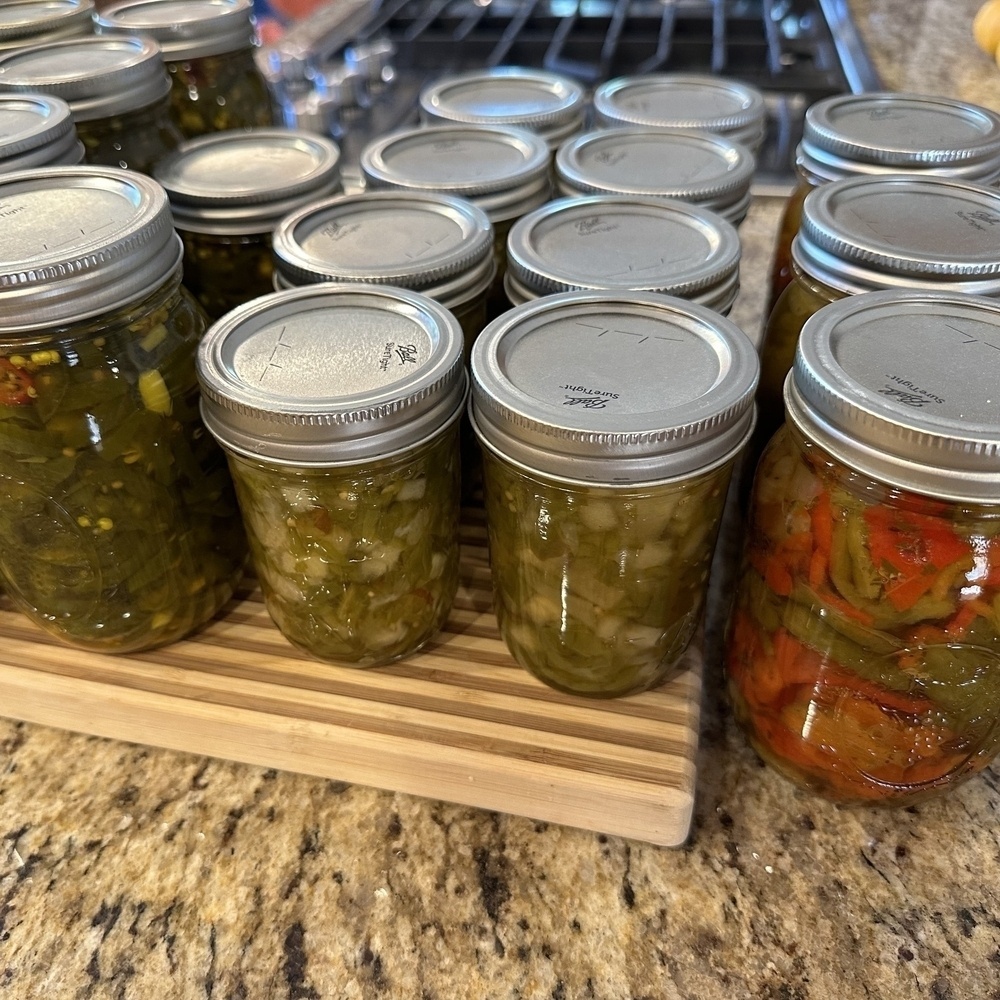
[3,3,1000,998]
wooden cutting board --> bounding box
[0,507,702,847]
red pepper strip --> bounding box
[807,492,834,588]
[944,599,994,638]
[0,358,33,406]
[987,537,1000,588]
[750,550,794,597]
[883,571,937,612]
[864,505,971,580]
[810,585,877,627]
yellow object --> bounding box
[138,369,172,415]
[974,0,1000,55]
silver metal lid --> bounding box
[197,283,467,467]
[505,195,741,314]
[470,290,759,485]
[360,124,551,223]
[0,0,94,48]
[419,67,587,148]
[271,191,495,310]
[787,289,1000,503]
[94,0,256,60]
[798,92,1000,185]
[592,74,767,151]
[0,165,181,332]
[0,35,170,120]
[555,127,756,225]
[0,93,83,170]
[793,175,1000,296]
[153,128,342,235]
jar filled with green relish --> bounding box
[154,127,341,321]
[0,0,94,52]
[359,124,551,319]
[504,194,742,315]
[729,290,1000,806]
[0,94,84,170]
[271,190,494,361]
[555,127,756,228]
[0,34,183,173]
[197,284,467,667]
[0,166,246,653]
[766,92,1000,318]
[471,291,759,698]
[94,0,274,138]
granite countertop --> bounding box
[3,2,1000,997]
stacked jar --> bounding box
[0,166,246,653]
[197,284,467,667]
[0,34,182,172]
[154,128,342,321]
[93,0,274,138]
[765,92,1000,316]
[729,289,1000,805]
[0,94,83,171]
[504,195,742,315]
[0,0,93,52]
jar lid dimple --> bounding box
[94,0,257,60]
[787,289,1000,502]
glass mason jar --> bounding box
[0,166,246,653]
[94,0,274,138]
[271,190,494,361]
[754,174,1000,461]
[0,0,93,52]
[555,127,756,228]
[504,195,742,316]
[360,123,552,319]
[729,289,1000,806]
[197,284,467,667]
[154,128,342,321]
[592,73,767,154]
[0,94,84,171]
[471,291,759,698]
[0,34,183,173]
[419,67,587,151]
[766,92,1000,316]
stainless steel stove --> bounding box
[259,0,881,193]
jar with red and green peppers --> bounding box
[728,289,1000,805]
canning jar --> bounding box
[0,0,93,52]
[94,0,274,138]
[504,195,741,315]
[359,123,551,317]
[0,94,83,170]
[555,127,756,227]
[271,190,494,360]
[0,166,246,653]
[729,289,1000,805]
[471,291,759,697]
[154,128,342,321]
[766,92,1000,316]
[0,34,183,173]
[592,73,767,154]
[419,67,587,150]
[197,284,467,667]
[755,174,1000,460]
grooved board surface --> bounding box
[0,509,702,847]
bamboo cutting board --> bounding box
[0,508,702,847]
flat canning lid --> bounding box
[505,195,741,314]
[0,35,169,119]
[793,174,1000,296]
[470,290,759,485]
[798,92,1000,184]
[197,283,467,467]
[0,93,83,170]
[592,74,767,151]
[787,289,1000,502]
[94,0,257,59]
[555,127,756,226]
[153,128,342,235]
[419,67,586,147]
[360,124,551,223]
[0,0,94,47]
[271,191,495,310]
[0,165,181,332]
